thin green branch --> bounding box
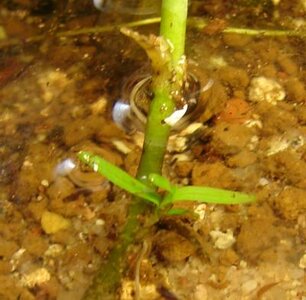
[188,17,306,37]
[0,18,160,48]
[1,17,305,49]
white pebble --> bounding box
[20,268,51,288]
[244,119,263,129]
[248,76,285,104]
[112,139,132,154]
[96,219,105,226]
[194,204,207,220]
[90,96,107,115]
[258,177,269,186]
[180,122,203,136]
[93,0,104,10]
[44,244,64,257]
[41,179,49,187]
[247,135,259,150]
[168,136,188,153]
[23,160,33,167]
[209,229,236,249]
[240,260,248,268]
[299,253,306,269]
[10,248,26,271]
[171,153,191,162]
[194,284,208,300]
[242,279,258,294]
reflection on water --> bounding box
[112,69,214,133]
[54,158,76,177]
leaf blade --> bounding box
[148,173,173,192]
[78,151,161,205]
[166,208,192,216]
[170,186,255,205]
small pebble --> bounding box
[41,179,49,187]
[41,210,71,234]
[248,76,285,104]
[258,177,269,186]
[20,268,51,288]
[210,229,236,249]
[241,279,258,294]
[112,139,132,154]
[44,244,64,257]
[95,219,105,226]
[194,204,206,220]
[194,284,208,300]
[299,253,306,269]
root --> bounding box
[134,240,150,300]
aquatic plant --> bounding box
[78,151,254,213]
[79,0,255,299]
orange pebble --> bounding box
[217,98,252,124]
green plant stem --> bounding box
[83,200,148,300]
[83,1,189,299]
[136,84,174,180]
[137,0,188,180]
[160,0,188,65]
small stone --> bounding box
[171,153,191,162]
[175,161,194,177]
[90,96,107,115]
[168,136,188,153]
[239,260,247,268]
[120,280,134,300]
[275,187,306,221]
[180,122,203,136]
[194,204,207,220]
[299,253,306,269]
[210,229,236,249]
[10,248,26,271]
[41,210,71,234]
[23,160,33,167]
[0,26,7,40]
[112,139,132,154]
[154,230,195,262]
[241,279,258,294]
[20,268,51,288]
[219,248,240,266]
[95,219,105,226]
[194,284,208,300]
[258,177,269,186]
[44,244,64,257]
[41,179,49,187]
[248,76,285,104]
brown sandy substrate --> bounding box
[0,1,305,299]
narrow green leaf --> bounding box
[166,208,191,216]
[78,151,161,205]
[169,186,255,205]
[148,173,173,192]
